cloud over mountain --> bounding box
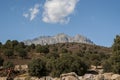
[42,0,79,24]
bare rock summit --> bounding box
[24,33,94,45]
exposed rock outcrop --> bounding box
[24,33,94,45]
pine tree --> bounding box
[111,35,120,74]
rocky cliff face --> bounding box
[24,33,94,45]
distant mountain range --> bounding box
[24,33,94,45]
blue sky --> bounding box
[0,0,120,47]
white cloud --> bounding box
[42,0,79,24]
[29,4,40,21]
[23,13,29,18]
[23,4,40,21]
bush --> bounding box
[4,49,14,58]
[28,58,47,77]
[3,61,14,69]
[47,54,88,77]
[17,48,27,59]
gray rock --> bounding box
[24,33,94,45]
[60,72,80,80]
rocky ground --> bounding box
[0,65,120,80]
[0,72,120,80]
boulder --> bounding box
[60,72,79,80]
[53,78,60,80]
[0,77,7,80]
[111,74,120,80]
[83,74,94,80]
[94,74,104,80]
[103,73,113,80]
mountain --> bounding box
[24,33,94,45]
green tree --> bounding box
[46,58,57,76]
[0,57,4,66]
[41,46,49,53]
[11,40,19,48]
[28,58,47,77]
[61,48,68,53]
[70,55,88,76]
[0,42,2,48]
[90,54,100,68]
[4,49,14,58]
[4,40,12,49]
[111,35,120,74]
[3,61,14,69]
[14,42,26,53]
[102,60,112,72]
[18,49,27,59]
[46,53,59,59]
[35,44,41,53]
[30,44,35,49]
[35,45,49,54]
[47,54,88,77]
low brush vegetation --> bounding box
[0,35,120,77]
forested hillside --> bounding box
[0,40,111,64]
[0,40,111,77]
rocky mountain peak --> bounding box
[24,33,94,45]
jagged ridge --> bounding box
[24,33,94,45]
